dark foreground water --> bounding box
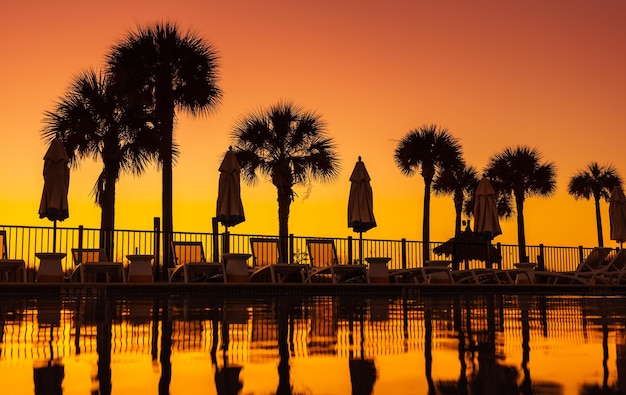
[1,290,625,395]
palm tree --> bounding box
[41,69,154,258]
[231,101,340,259]
[568,162,622,247]
[107,21,222,271]
[433,161,479,236]
[484,146,557,262]
[394,124,463,263]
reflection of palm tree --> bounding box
[231,102,340,259]
[158,296,172,395]
[95,298,112,395]
[485,146,556,262]
[394,124,463,263]
[568,162,622,247]
[42,69,154,259]
[108,21,222,273]
[519,297,532,395]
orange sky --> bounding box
[1,0,625,248]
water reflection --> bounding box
[2,292,626,394]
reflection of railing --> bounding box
[1,294,625,365]
[0,223,601,282]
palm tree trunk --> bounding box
[277,188,291,262]
[454,190,463,236]
[159,101,176,275]
[100,172,116,262]
[423,180,432,264]
[515,194,528,262]
[594,197,604,247]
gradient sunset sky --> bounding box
[1,0,625,249]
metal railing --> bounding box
[0,222,606,282]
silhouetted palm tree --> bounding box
[231,101,340,259]
[41,69,154,258]
[107,21,222,270]
[394,124,463,263]
[433,161,480,236]
[485,146,556,262]
[568,162,622,247]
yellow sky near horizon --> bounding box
[1,0,625,249]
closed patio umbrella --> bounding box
[473,177,501,267]
[38,137,70,252]
[609,186,626,248]
[216,147,245,253]
[217,147,245,228]
[348,157,376,264]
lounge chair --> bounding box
[169,241,225,283]
[71,248,126,283]
[306,239,367,283]
[534,246,613,285]
[249,238,308,283]
[389,259,458,284]
[584,249,626,284]
[0,230,27,283]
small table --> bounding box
[126,254,154,283]
[35,252,66,283]
[223,253,251,283]
[366,257,391,283]
[513,262,536,284]
[424,260,453,284]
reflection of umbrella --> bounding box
[348,157,376,264]
[473,178,501,267]
[217,147,245,229]
[609,186,626,248]
[38,137,70,252]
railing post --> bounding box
[578,245,584,264]
[289,234,294,264]
[538,244,545,271]
[347,236,353,265]
[401,238,407,269]
[153,217,161,282]
[77,225,84,264]
[212,217,219,262]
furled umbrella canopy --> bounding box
[473,177,502,239]
[216,148,245,228]
[38,137,70,223]
[348,157,376,233]
[609,185,626,247]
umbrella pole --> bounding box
[359,232,363,265]
[53,220,57,253]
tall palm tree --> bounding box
[231,101,340,259]
[107,21,222,271]
[433,161,479,236]
[568,162,622,247]
[394,124,463,263]
[484,146,557,262]
[41,69,154,258]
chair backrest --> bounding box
[306,239,339,268]
[577,247,613,272]
[72,248,108,265]
[0,230,7,260]
[172,241,206,265]
[250,238,282,267]
[606,249,626,271]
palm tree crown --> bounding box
[107,21,222,272]
[231,101,340,259]
[568,162,622,247]
[41,69,154,258]
[485,146,557,262]
[433,161,480,236]
[394,124,463,263]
